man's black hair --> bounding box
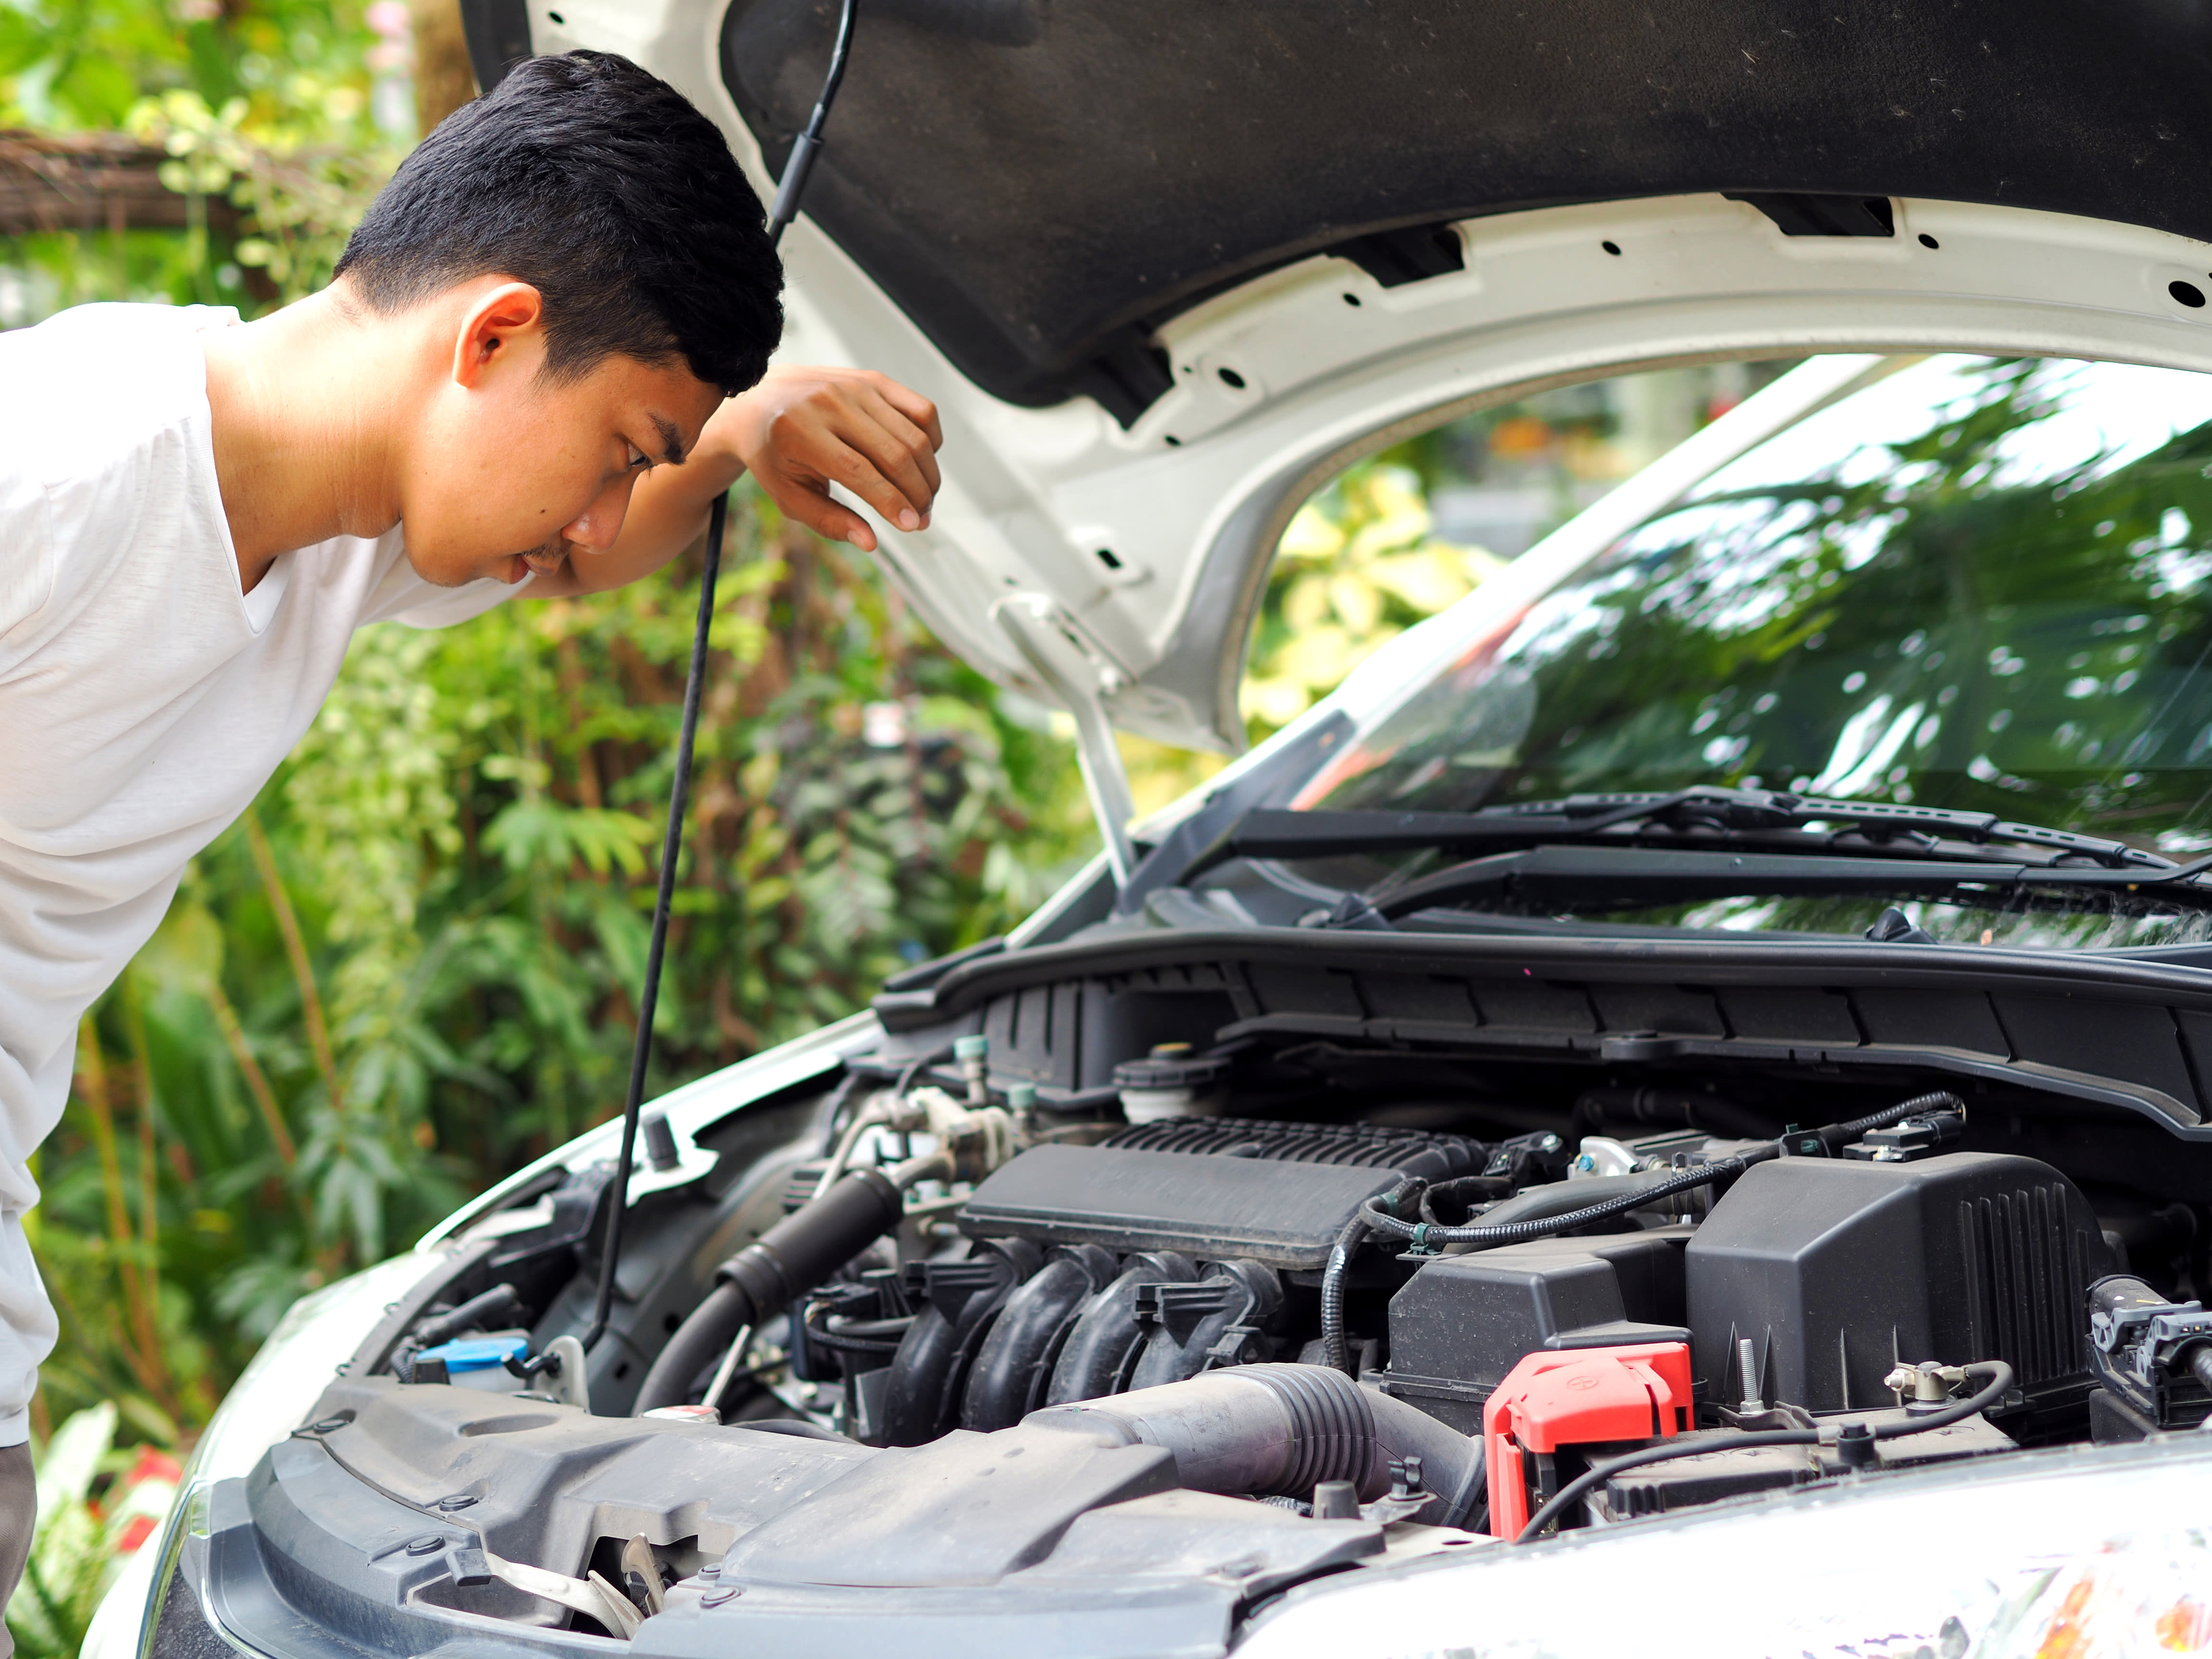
[334,51,781,395]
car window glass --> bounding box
[1287,354,2212,946]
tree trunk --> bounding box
[410,0,479,136]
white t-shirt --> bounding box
[0,303,519,1444]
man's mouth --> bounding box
[507,541,573,583]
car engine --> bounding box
[373,1044,2148,1531]
[187,1020,2212,1659]
[704,1070,2116,1533]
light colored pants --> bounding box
[0,1443,33,1657]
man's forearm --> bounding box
[522,363,941,599]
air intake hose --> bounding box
[634,1157,934,1414]
[1023,1362,1484,1527]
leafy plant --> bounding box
[4,1406,180,1659]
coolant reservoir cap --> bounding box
[417,1336,528,1374]
[1112,1046,1230,1091]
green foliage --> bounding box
[1244,463,1500,731]
[131,86,397,301]
[0,0,383,135]
[5,1406,177,1659]
[3,0,394,317]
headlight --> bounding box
[1239,1434,2212,1659]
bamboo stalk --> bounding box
[69,1017,164,1398]
[204,983,298,1169]
[118,981,172,1402]
[244,812,344,1113]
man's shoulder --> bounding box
[0,303,235,487]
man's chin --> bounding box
[404,544,562,589]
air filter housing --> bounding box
[1684,1152,2112,1416]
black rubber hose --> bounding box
[636,1283,751,1415]
[1816,1089,1963,1151]
[411,1282,520,1351]
[1453,1168,1700,1233]
[1364,1091,1966,1253]
[1027,1362,1484,1526]
[1514,1359,2014,1542]
[1360,1157,1744,1251]
[804,1306,913,1358]
[633,1164,907,1413]
[1321,1178,1419,1374]
[1868,1358,2014,1440]
[1419,1176,1515,1226]
[1515,1429,1819,1543]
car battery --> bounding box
[1482,1341,1693,1537]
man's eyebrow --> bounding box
[649,414,686,466]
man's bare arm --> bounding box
[529,364,943,598]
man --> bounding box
[0,48,941,1613]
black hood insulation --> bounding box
[718,0,2212,419]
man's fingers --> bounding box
[763,469,877,551]
[732,365,946,547]
[859,389,943,500]
[831,407,939,523]
[871,376,944,453]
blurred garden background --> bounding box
[0,2,1754,1643]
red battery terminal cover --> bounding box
[1482,1342,1694,1537]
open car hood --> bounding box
[482,1,2212,763]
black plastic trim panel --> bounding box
[875,928,2212,1133]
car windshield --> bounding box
[1286,353,2212,949]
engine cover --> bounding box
[956,1119,1482,1269]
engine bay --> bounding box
[199,987,2212,1659]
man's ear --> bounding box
[452,280,548,390]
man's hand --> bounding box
[725,365,942,553]
[533,364,941,597]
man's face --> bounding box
[399,285,725,588]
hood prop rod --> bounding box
[583,493,726,1357]
[583,4,858,1361]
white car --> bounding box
[98,5,2212,1657]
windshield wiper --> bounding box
[1359,843,2212,922]
[1181,786,2180,884]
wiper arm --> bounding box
[1181,786,2173,883]
[1366,844,2212,921]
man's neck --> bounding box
[201,287,412,593]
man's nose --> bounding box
[563,481,633,553]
